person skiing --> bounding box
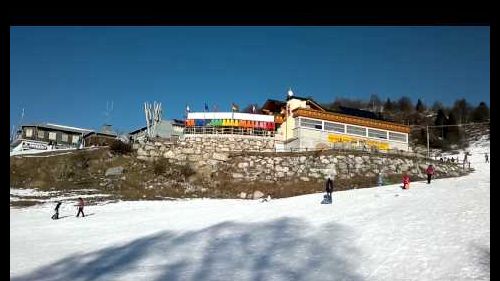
[426,164,435,184]
[52,201,62,220]
[402,174,410,189]
[325,176,334,200]
[76,197,85,217]
[485,153,489,163]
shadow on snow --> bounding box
[12,218,364,281]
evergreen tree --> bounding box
[384,98,394,112]
[471,102,490,122]
[451,98,472,124]
[397,96,413,114]
[416,99,426,113]
[435,109,447,138]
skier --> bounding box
[485,153,489,163]
[76,197,85,217]
[402,174,410,189]
[52,201,62,220]
[325,176,334,201]
[426,164,435,184]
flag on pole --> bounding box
[252,105,256,114]
[204,103,209,112]
[231,103,238,112]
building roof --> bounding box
[335,106,386,121]
[260,99,287,114]
[84,131,117,138]
[286,96,326,111]
[292,108,411,133]
[22,123,93,134]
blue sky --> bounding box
[10,26,490,133]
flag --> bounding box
[204,103,209,112]
[252,105,256,114]
[186,105,190,112]
[231,103,238,112]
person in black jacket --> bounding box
[325,176,334,199]
[52,201,62,220]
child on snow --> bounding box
[52,201,62,220]
[325,176,334,199]
[402,174,410,189]
[76,197,85,217]
[426,165,435,184]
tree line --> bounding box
[323,95,489,149]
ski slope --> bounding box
[10,137,490,281]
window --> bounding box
[368,128,387,139]
[25,128,33,137]
[389,132,407,142]
[37,130,45,139]
[72,135,80,144]
[61,133,68,142]
[49,132,57,140]
[299,118,322,130]
[346,125,366,136]
[324,122,345,133]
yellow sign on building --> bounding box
[327,134,389,151]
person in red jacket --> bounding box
[402,174,410,189]
[426,165,435,184]
[76,197,85,217]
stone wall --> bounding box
[220,152,466,183]
[134,136,468,186]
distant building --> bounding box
[83,124,118,147]
[276,95,411,152]
[12,123,93,151]
[129,119,184,142]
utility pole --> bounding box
[426,125,430,160]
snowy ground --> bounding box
[10,138,490,281]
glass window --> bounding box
[346,125,366,136]
[37,130,45,139]
[389,132,407,142]
[49,132,57,140]
[299,118,322,130]
[61,133,68,142]
[72,135,80,144]
[25,128,33,137]
[368,128,387,139]
[324,122,345,133]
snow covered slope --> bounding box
[10,137,490,281]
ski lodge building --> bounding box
[184,90,411,152]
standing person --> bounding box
[402,173,410,189]
[426,164,435,184]
[52,201,62,220]
[76,197,85,217]
[325,176,334,200]
[485,153,489,163]
[377,172,384,187]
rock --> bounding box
[299,156,307,163]
[105,166,124,177]
[300,176,310,181]
[212,152,229,161]
[239,192,247,199]
[163,150,175,158]
[232,173,244,178]
[238,162,249,168]
[253,190,264,200]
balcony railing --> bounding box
[184,126,276,137]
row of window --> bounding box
[297,117,407,142]
[25,128,80,144]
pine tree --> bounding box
[416,99,426,113]
[384,98,394,112]
[471,102,490,122]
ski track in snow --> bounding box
[10,139,490,281]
